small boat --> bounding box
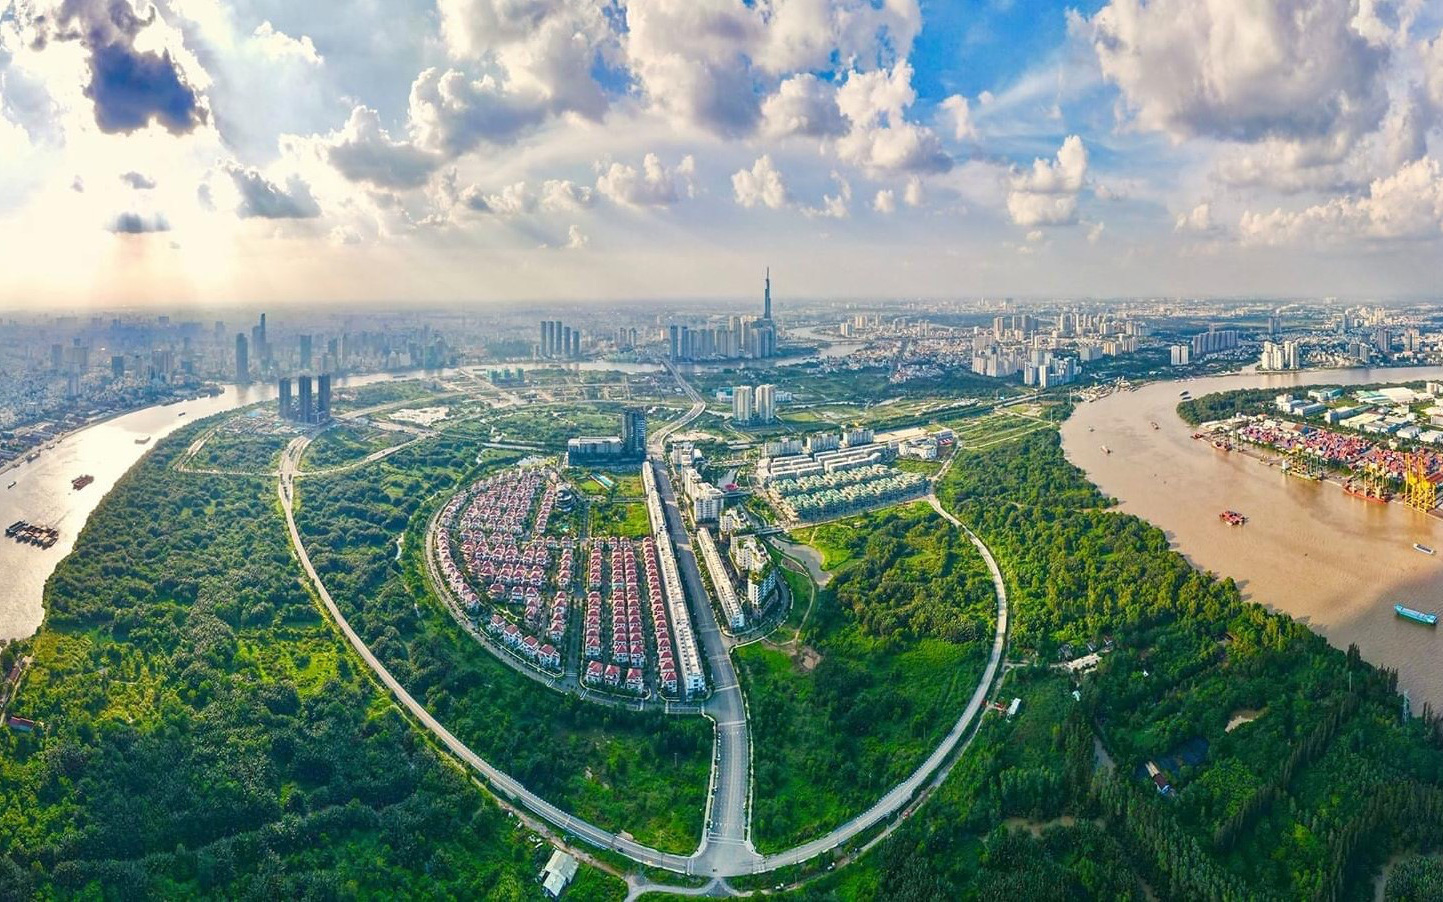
[6,481,14,489]
[134,436,151,445]
[1219,510,1247,526]
[71,474,94,491]
[1414,543,1435,555]
[178,412,187,417]
[1150,421,1159,430]
[1101,445,1111,454]
[1395,604,1438,626]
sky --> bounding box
[0,0,1441,308]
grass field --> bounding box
[591,500,651,538]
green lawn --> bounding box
[591,500,651,538]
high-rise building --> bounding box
[50,343,62,371]
[299,334,312,370]
[755,384,776,424]
[250,324,264,371]
[669,324,681,361]
[318,373,332,421]
[1374,327,1392,354]
[298,375,314,424]
[540,321,551,357]
[763,267,772,320]
[621,407,646,458]
[279,377,292,420]
[732,385,754,424]
[111,355,125,379]
[235,333,249,383]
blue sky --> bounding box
[0,0,1440,306]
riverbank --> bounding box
[0,368,446,642]
[0,387,224,478]
[1062,364,1443,710]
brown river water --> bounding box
[0,370,432,643]
[1061,366,1443,712]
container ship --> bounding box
[1219,510,1247,526]
[1344,481,1390,503]
[71,474,94,490]
[1395,604,1438,626]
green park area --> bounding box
[11,380,1443,899]
[302,421,411,471]
[188,428,290,472]
[0,426,625,899]
[738,502,997,852]
[292,438,710,854]
[590,500,651,538]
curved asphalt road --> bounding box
[278,436,700,874]
[277,377,1012,881]
[752,492,1009,872]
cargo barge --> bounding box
[1395,604,1438,626]
[5,520,58,548]
[1219,510,1247,526]
[71,474,93,490]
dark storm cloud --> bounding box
[26,0,208,135]
[227,166,322,219]
[108,211,170,233]
[85,40,205,134]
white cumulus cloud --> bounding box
[1006,135,1088,227]
[732,154,790,209]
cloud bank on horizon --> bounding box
[0,0,1441,304]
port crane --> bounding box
[1403,453,1440,512]
[1284,445,1324,480]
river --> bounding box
[0,370,434,642]
[1061,365,1443,711]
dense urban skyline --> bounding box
[0,0,1440,306]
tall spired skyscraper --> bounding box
[763,267,771,320]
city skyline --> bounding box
[0,1,1440,307]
